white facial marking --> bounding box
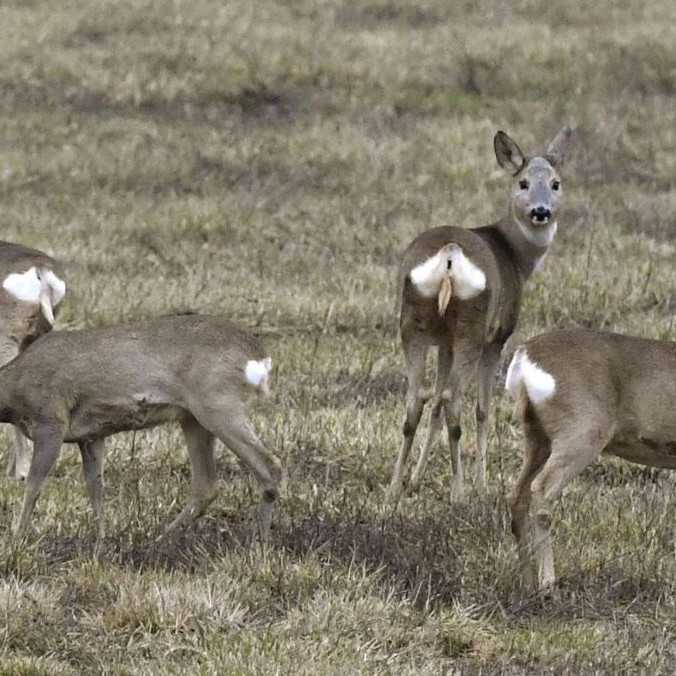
[245,357,273,388]
[3,267,41,303]
[516,218,558,248]
[447,246,486,300]
[410,245,486,301]
[505,348,556,404]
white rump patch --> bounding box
[447,245,486,300]
[410,250,447,298]
[3,267,41,303]
[2,266,66,325]
[409,244,486,301]
[505,348,556,404]
[245,357,273,393]
[42,270,66,306]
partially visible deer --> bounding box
[0,241,66,479]
[387,127,573,504]
[506,328,676,592]
[0,314,282,545]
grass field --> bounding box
[0,0,675,673]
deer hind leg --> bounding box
[409,346,457,495]
[193,404,282,542]
[529,422,611,591]
[442,387,465,502]
[409,394,444,494]
[510,407,551,594]
[163,416,217,535]
[386,339,428,505]
[436,347,480,502]
[14,423,64,539]
[475,342,502,490]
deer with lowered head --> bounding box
[0,314,282,544]
[0,241,66,480]
[506,328,676,592]
[386,127,573,504]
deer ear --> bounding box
[494,131,526,175]
[545,126,573,167]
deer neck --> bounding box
[496,212,557,280]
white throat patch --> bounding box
[516,219,558,248]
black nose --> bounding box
[530,206,551,222]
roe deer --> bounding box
[0,241,66,479]
[506,328,676,591]
[386,127,573,504]
[0,314,282,544]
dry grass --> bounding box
[0,0,675,673]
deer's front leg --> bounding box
[14,422,64,539]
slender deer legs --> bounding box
[389,340,486,504]
[529,427,609,589]
[512,415,611,591]
[193,403,282,540]
[443,389,465,502]
[409,347,456,494]
[14,424,64,539]
[410,346,480,499]
[163,416,218,534]
[387,340,428,504]
[475,342,502,488]
[510,413,550,592]
[78,438,106,544]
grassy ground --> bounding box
[0,0,675,673]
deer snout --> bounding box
[530,205,552,224]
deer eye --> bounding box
[518,179,529,190]
[447,258,452,270]
[552,180,561,191]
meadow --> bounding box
[0,0,675,673]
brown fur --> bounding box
[0,314,283,544]
[510,328,676,591]
[0,241,66,479]
[387,127,573,504]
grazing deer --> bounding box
[0,241,66,479]
[386,127,573,504]
[0,314,282,544]
[507,328,676,592]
